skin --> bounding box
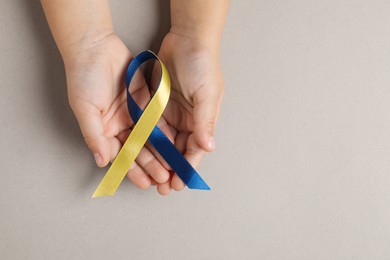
[41,0,229,195]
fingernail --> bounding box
[94,153,103,166]
[208,136,215,150]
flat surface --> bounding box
[1,1,390,259]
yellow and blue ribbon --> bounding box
[92,50,210,198]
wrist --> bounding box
[41,0,115,66]
[169,26,222,52]
[162,31,222,71]
[60,28,115,66]
[170,0,228,50]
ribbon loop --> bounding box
[92,50,210,198]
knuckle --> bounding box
[143,158,157,170]
[205,117,216,130]
[186,147,202,158]
[83,135,100,152]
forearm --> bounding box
[170,0,230,48]
[41,0,114,64]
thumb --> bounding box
[73,106,111,168]
[192,88,223,152]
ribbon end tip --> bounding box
[188,184,211,190]
[91,191,114,199]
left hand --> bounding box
[151,31,224,195]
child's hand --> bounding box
[41,0,229,195]
[65,33,172,189]
[154,31,224,194]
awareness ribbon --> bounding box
[92,50,210,198]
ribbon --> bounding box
[92,50,210,198]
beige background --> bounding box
[1,0,390,259]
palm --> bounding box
[156,32,224,190]
[158,34,209,130]
[68,34,129,116]
[66,34,148,164]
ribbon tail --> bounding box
[148,126,211,190]
[186,176,211,190]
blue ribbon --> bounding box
[126,51,210,190]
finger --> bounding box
[175,131,189,154]
[193,84,224,152]
[135,147,170,184]
[172,134,206,191]
[108,137,122,163]
[157,179,172,196]
[72,103,110,168]
[171,175,185,191]
[103,100,132,138]
[127,162,152,190]
[113,128,129,144]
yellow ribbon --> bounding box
[92,52,170,198]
